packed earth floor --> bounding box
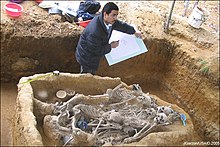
[1,0,219,146]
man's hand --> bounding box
[134,31,142,39]
[110,40,119,48]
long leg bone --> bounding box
[123,113,170,144]
[108,97,137,107]
[54,94,88,113]
[123,122,157,144]
[135,123,158,140]
[54,94,109,113]
[133,122,150,138]
[106,84,123,98]
[93,119,103,135]
[112,83,124,92]
[63,136,73,147]
[88,94,109,98]
[74,104,103,119]
[106,84,124,103]
[97,122,123,131]
[135,122,171,142]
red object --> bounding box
[78,20,92,28]
[4,2,23,18]
[35,0,43,3]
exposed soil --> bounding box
[1,0,219,146]
[0,83,17,146]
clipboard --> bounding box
[105,30,148,66]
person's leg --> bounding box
[80,65,96,75]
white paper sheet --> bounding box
[105,30,148,66]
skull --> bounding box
[157,106,165,113]
[168,111,180,123]
[137,95,151,108]
[106,89,113,98]
[163,106,174,116]
[103,110,119,121]
[137,108,155,119]
[154,113,168,124]
[109,111,123,123]
[132,84,143,95]
[145,108,156,119]
[150,97,158,109]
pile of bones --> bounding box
[34,83,181,146]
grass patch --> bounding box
[198,59,210,75]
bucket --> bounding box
[188,6,209,29]
[4,2,23,18]
[35,0,43,4]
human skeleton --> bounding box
[34,84,180,146]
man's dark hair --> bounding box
[102,2,119,15]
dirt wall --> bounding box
[162,48,219,140]
[1,23,81,82]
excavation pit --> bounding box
[5,26,219,146]
[10,32,218,145]
[16,73,195,146]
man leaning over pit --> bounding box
[75,2,142,75]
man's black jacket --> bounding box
[75,13,136,70]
